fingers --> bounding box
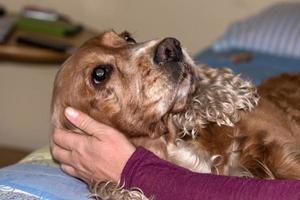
[52,128,85,151]
[51,142,72,165]
[61,164,94,184]
[65,107,109,136]
[61,164,78,177]
[50,107,136,184]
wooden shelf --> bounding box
[0,146,30,167]
[0,19,98,63]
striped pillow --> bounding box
[213,3,300,59]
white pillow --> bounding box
[213,3,300,58]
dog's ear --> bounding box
[173,65,260,136]
[198,65,259,126]
[99,30,126,47]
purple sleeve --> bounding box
[121,147,300,200]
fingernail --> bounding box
[65,107,79,122]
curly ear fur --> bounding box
[172,65,259,137]
[92,182,151,200]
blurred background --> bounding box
[0,0,299,166]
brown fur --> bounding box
[51,31,300,199]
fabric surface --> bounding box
[0,163,91,200]
[195,48,300,85]
[19,145,58,167]
[212,2,300,59]
[121,147,300,200]
[0,147,91,200]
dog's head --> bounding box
[52,31,196,138]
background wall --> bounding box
[0,0,299,150]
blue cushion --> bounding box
[212,2,300,59]
[0,163,90,200]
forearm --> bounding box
[121,147,300,200]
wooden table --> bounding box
[0,26,98,63]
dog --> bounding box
[51,31,300,199]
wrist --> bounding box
[113,144,136,182]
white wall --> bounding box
[0,0,299,150]
[3,0,298,53]
[0,62,58,150]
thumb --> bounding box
[64,107,110,136]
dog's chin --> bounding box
[169,67,194,113]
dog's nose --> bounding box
[154,38,183,65]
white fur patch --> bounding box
[167,140,212,173]
[132,40,160,58]
[182,48,196,66]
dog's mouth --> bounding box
[170,65,194,113]
[153,37,195,114]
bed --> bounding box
[1,2,300,200]
[195,48,300,85]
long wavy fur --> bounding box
[172,65,259,137]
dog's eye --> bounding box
[92,65,112,84]
[121,32,136,44]
[124,35,136,44]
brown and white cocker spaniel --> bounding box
[51,31,300,199]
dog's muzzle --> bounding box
[154,38,183,65]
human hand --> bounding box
[50,107,136,184]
